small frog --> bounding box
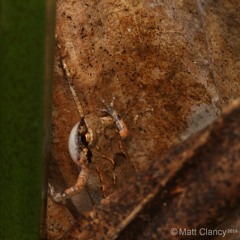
[49,97,133,207]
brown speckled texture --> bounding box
[47,0,240,238]
[62,99,240,240]
[46,196,75,240]
[50,58,79,189]
[197,0,240,105]
[54,0,220,172]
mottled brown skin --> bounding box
[82,113,134,198]
[50,110,133,205]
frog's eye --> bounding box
[68,120,96,165]
[84,128,96,147]
[78,131,91,147]
[85,132,91,143]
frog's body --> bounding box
[49,104,133,208]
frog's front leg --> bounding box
[102,97,129,139]
[49,154,89,203]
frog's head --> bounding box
[68,117,97,165]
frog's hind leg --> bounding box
[49,154,90,203]
[64,161,89,197]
